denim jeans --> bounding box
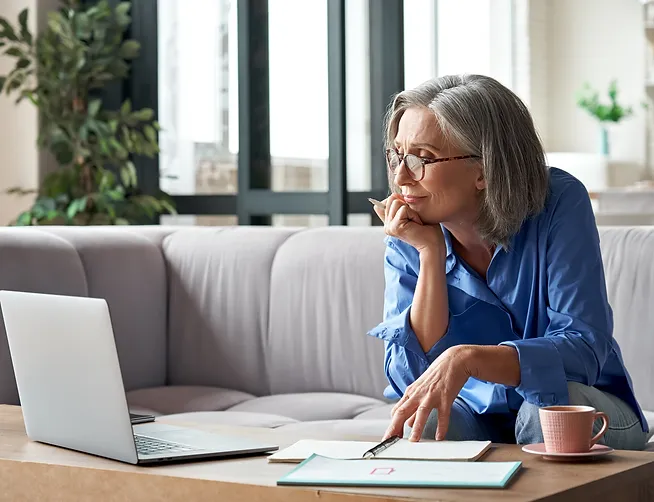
[418,382,650,450]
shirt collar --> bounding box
[441,224,511,275]
[441,225,456,274]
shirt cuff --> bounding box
[499,338,570,407]
[367,306,453,363]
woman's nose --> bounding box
[394,160,415,186]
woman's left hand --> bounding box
[383,345,473,442]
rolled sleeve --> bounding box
[367,304,453,362]
[367,237,452,397]
[500,338,569,406]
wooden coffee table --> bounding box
[0,405,652,501]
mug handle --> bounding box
[590,411,609,447]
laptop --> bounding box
[0,290,279,465]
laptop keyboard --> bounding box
[134,434,201,456]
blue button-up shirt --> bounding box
[367,168,648,432]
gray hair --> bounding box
[384,74,549,247]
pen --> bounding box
[362,435,401,459]
[367,198,386,210]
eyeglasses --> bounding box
[385,148,480,182]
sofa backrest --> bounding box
[598,226,654,411]
[0,227,171,404]
[0,225,652,412]
[160,226,389,399]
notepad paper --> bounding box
[267,438,491,463]
[277,454,521,489]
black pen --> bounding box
[362,435,401,459]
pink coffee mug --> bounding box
[538,405,609,453]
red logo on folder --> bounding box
[370,467,395,475]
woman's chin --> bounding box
[418,214,443,227]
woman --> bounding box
[367,74,649,450]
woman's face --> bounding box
[392,107,485,226]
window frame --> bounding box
[119,0,404,225]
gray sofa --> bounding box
[0,225,653,440]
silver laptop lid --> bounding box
[0,291,138,464]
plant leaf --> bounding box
[120,165,131,187]
[126,160,137,186]
[114,2,132,27]
[36,196,56,211]
[144,125,157,142]
[66,196,87,219]
[118,39,140,59]
[16,211,32,225]
[0,19,18,42]
[131,108,153,122]
[120,99,131,115]
[5,47,23,57]
[87,98,101,117]
[160,198,176,215]
[18,8,31,45]
[107,189,124,201]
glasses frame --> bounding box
[385,148,480,182]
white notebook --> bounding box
[267,438,491,463]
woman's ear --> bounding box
[475,167,486,191]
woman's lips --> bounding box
[403,195,426,204]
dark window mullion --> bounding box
[237,0,272,225]
[127,0,160,199]
[327,0,347,225]
[368,0,404,224]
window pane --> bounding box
[269,0,329,192]
[437,0,492,76]
[272,215,329,227]
[346,0,372,191]
[160,215,238,226]
[158,0,238,195]
[436,0,514,87]
[404,0,437,89]
[404,0,514,90]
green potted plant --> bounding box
[0,0,175,225]
[576,80,635,157]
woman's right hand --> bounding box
[373,194,445,256]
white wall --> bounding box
[0,0,60,225]
[0,0,38,225]
[543,0,646,176]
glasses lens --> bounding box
[404,154,422,179]
[386,150,400,170]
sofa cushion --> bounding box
[227,393,386,421]
[354,403,394,420]
[163,227,298,396]
[276,419,399,439]
[160,411,297,428]
[126,386,255,415]
[266,227,390,399]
